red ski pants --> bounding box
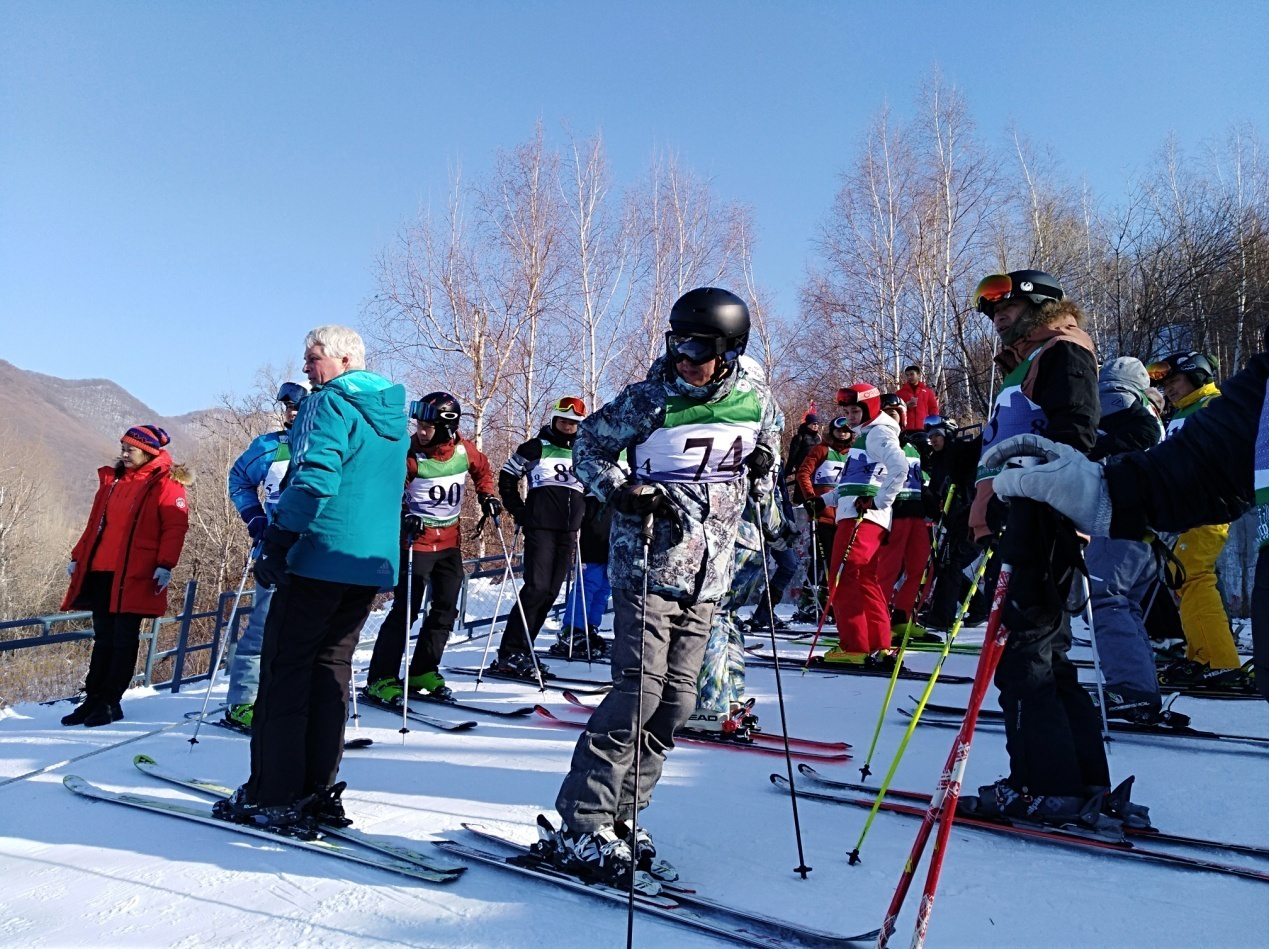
[829,518,890,653]
[876,517,932,615]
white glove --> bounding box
[981,434,1113,536]
[67,561,77,578]
[153,567,172,591]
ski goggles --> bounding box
[552,396,587,416]
[276,382,309,406]
[829,417,853,435]
[973,273,1016,315]
[409,401,460,423]
[667,332,732,365]
[1146,359,1177,382]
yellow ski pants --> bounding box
[1173,524,1240,669]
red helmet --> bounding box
[836,383,881,424]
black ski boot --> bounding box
[616,820,680,882]
[586,628,610,659]
[490,653,552,681]
[307,781,353,828]
[533,815,660,894]
[1159,659,1253,691]
[213,785,321,840]
[1099,776,1152,830]
[960,779,1124,835]
[548,627,591,659]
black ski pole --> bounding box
[627,509,654,949]
[400,537,416,739]
[755,502,812,879]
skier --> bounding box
[222,380,310,731]
[794,416,854,621]
[920,418,988,629]
[874,393,937,642]
[820,383,908,664]
[978,345,1269,705]
[543,287,781,889]
[61,426,191,726]
[1083,358,1175,724]
[551,488,614,660]
[363,392,499,704]
[898,364,940,432]
[1146,352,1246,687]
[216,325,407,836]
[958,270,1136,829]
[492,396,589,679]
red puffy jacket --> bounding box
[62,450,192,617]
[899,381,940,431]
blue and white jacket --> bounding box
[228,430,291,522]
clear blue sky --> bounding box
[3,1,1266,414]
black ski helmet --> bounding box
[1147,352,1217,389]
[975,269,1064,316]
[666,287,750,369]
[409,391,462,444]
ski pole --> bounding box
[400,538,417,739]
[878,557,1014,947]
[473,533,516,692]
[189,548,258,747]
[857,493,954,781]
[755,503,813,879]
[849,542,996,865]
[802,515,865,670]
[575,532,592,665]
[626,510,655,949]
[493,516,548,692]
[561,539,577,662]
[1082,571,1113,754]
[913,486,955,616]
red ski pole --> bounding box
[877,560,1013,948]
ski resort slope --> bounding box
[1,612,1267,948]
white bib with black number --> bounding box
[631,381,764,484]
[404,444,470,527]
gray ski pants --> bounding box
[1087,536,1161,698]
[555,585,714,833]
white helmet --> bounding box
[738,354,766,384]
[549,395,587,424]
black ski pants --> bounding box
[1251,546,1269,703]
[247,573,377,807]
[367,547,465,683]
[83,571,146,706]
[926,519,981,625]
[499,527,576,661]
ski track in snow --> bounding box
[1,607,1267,946]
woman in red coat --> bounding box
[60,425,192,726]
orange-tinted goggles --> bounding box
[1146,360,1174,382]
[554,396,587,415]
[974,273,1014,315]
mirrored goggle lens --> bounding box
[830,417,852,432]
[923,415,944,431]
[669,334,721,364]
[555,397,586,415]
[975,274,1013,313]
[409,401,459,423]
[1146,361,1173,382]
[277,383,308,405]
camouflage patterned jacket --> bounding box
[575,357,782,603]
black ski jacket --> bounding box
[578,493,613,565]
[1106,353,1266,539]
[499,425,586,532]
[1090,403,1162,462]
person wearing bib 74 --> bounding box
[364,391,499,704]
[223,380,310,731]
[542,287,781,890]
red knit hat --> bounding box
[122,424,171,456]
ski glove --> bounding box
[479,494,502,518]
[241,504,269,543]
[612,483,684,543]
[775,520,802,552]
[745,444,776,484]
[67,561,76,578]
[982,434,1113,536]
[254,526,299,590]
[854,496,875,514]
[153,567,172,592]
[804,495,827,518]
[403,513,424,536]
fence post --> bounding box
[169,579,199,693]
[141,617,161,687]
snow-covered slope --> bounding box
[2,612,1266,947]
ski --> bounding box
[64,774,461,884]
[445,665,612,694]
[903,701,1269,747]
[406,689,536,717]
[561,690,851,753]
[357,693,478,731]
[437,833,879,947]
[204,716,374,749]
[769,774,1269,885]
[535,648,611,666]
[534,705,850,761]
[794,763,1269,860]
[131,754,465,874]
[745,650,973,684]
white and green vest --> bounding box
[404,443,470,527]
[977,347,1047,483]
[528,441,582,493]
[263,436,291,507]
[631,381,763,484]
[898,442,925,502]
[833,434,884,501]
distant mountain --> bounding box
[0,359,207,510]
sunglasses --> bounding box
[974,273,1015,315]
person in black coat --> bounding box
[785,414,821,499]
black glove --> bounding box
[745,444,776,484]
[403,513,423,535]
[804,495,827,518]
[240,504,269,543]
[854,496,875,514]
[776,520,801,551]
[612,483,664,517]
[254,526,299,590]
[479,494,502,518]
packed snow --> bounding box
[2,607,1267,948]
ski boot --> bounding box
[728,698,759,731]
[407,670,453,701]
[750,607,789,632]
[960,779,1123,835]
[684,707,728,733]
[1098,776,1152,830]
[1158,659,1253,692]
[223,703,254,733]
[490,653,552,681]
[617,820,680,883]
[1151,639,1188,663]
[587,628,610,659]
[1097,687,1191,728]
[306,781,353,828]
[82,702,123,728]
[791,604,822,624]
[820,646,869,664]
[890,611,943,645]
[213,786,321,840]
[364,676,405,705]
[534,816,660,894]
[548,627,591,659]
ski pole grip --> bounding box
[640,512,655,544]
